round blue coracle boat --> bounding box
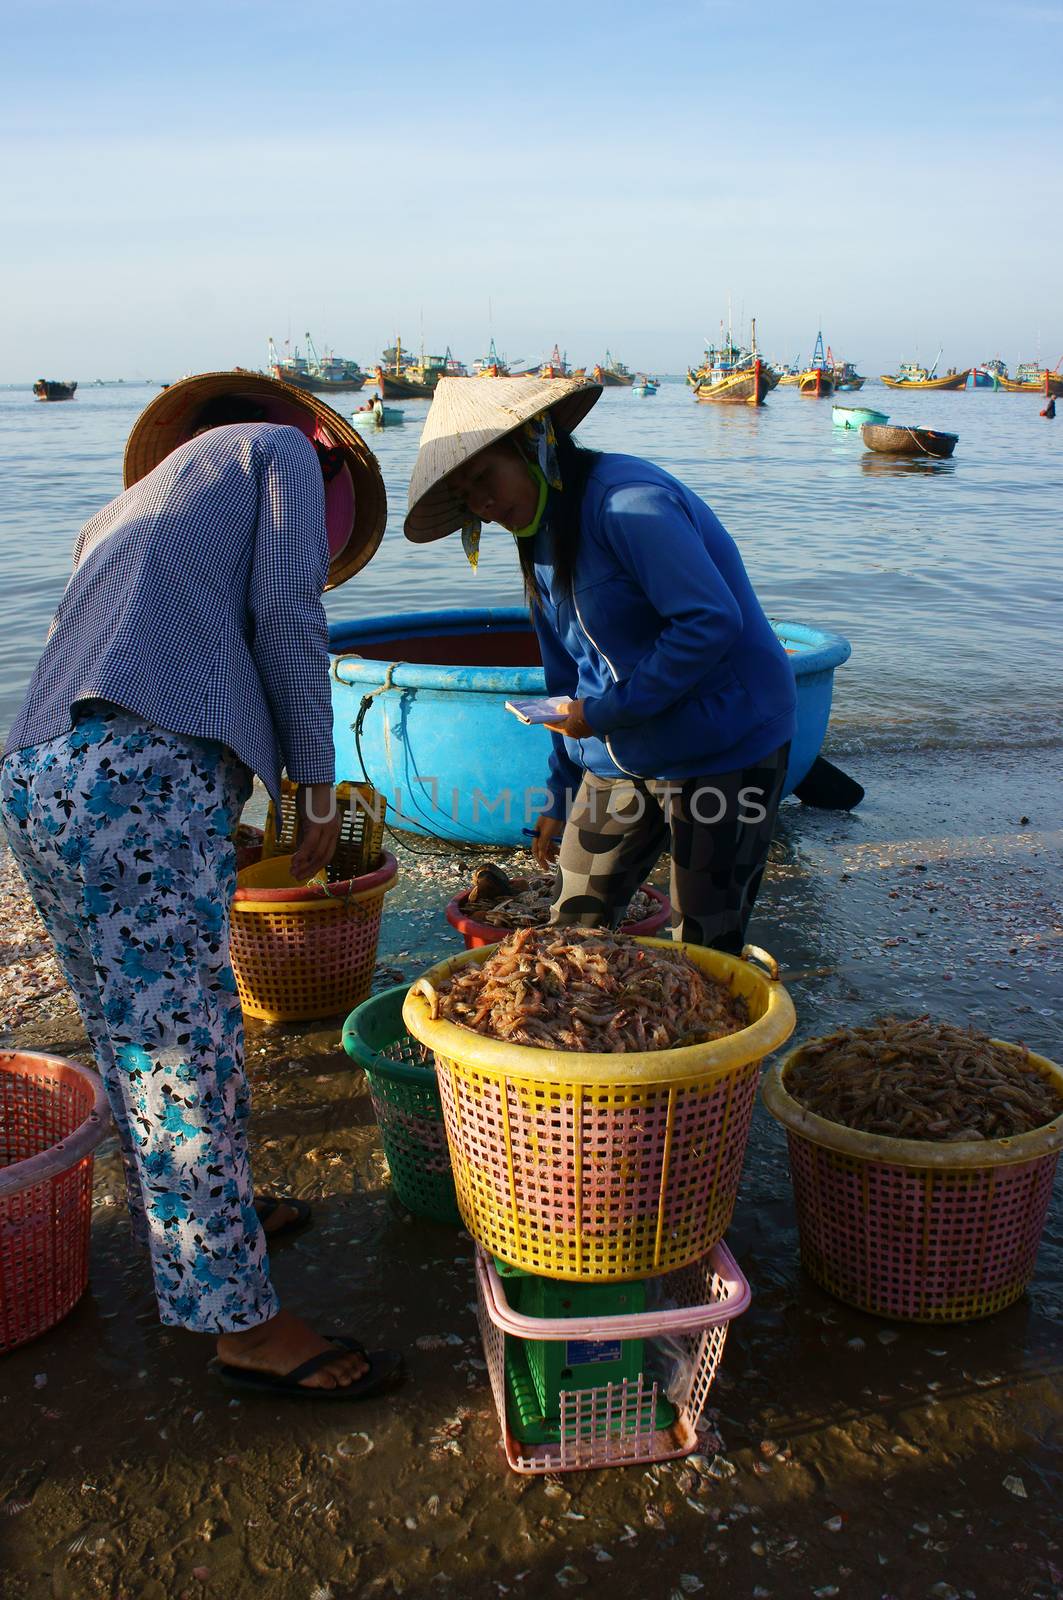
[329,608,851,847]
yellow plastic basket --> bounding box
[402,942,795,1281]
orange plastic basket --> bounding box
[230,852,399,1022]
[1,1052,111,1353]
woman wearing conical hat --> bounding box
[407,376,797,953]
[1,373,404,1401]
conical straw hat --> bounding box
[404,375,602,542]
[124,371,388,590]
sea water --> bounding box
[1,379,1059,759]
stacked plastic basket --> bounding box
[403,941,796,1473]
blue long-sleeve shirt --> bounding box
[4,423,335,805]
[530,453,796,820]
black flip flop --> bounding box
[254,1194,313,1238]
[212,1337,405,1401]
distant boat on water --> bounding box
[998,361,1063,395]
[268,333,366,393]
[966,358,1007,390]
[798,332,836,397]
[539,344,572,379]
[372,339,467,398]
[689,319,777,405]
[631,376,659,397]
[831,355,866,391]
[473,338,516,377]
[34,379,77,402]
[592,351,634,387]
[880,352,969,390]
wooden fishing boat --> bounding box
[631,376,659,397]
[966,358,1007,390]
[861,422,958,459]
[33,379,77,401]
[832,359,866,391]
[797,331,835,397]
[799,367,834,397]
[776,371,801,386]
[832,405,888,429]
[592,351,634,387]
[998,362,1063,396]
[880,359,970,390]
[473,338,511,377]
[375,366,434,399]
[267,334,366,393]
[692,319,777,406]
[695,359,774,405]
[538,343,571,379]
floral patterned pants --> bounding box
[0,706,280,1334]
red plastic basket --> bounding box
[0,1052,111,1353]
[446,883,671,950]
[762,1039,1063,1322]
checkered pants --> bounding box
[549,744,789,954]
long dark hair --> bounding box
[516,426,601,608]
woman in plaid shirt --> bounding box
[1,374,404,1401]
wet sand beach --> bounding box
[2,743,1060,1600]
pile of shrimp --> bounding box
[434,926,749,1052]
[787,1016,1062,1141]
[469,872,656,930]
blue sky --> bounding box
[2,0,1060,378]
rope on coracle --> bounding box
[342,659,483,858]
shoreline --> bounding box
[1,743,1061,1599]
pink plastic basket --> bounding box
[762,1040,1063,1322]
[0,1052,111,1353]
[476,1241,749,1474]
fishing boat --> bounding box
[538,344,571,379]
[833,405,889,429]
[267,334,366,393]
[631,376,659,397]
[33,379,77,401]
[831,357,866,391]
[374,337,433,399]
[592,351,634,387]
[966,358,1007,390]
[691,319,777,406]
[473,338,513,377]
[797,332,836,397]
[861,422,958,459]
[998,361,1063,396]
[880,354,970,390]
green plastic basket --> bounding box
[342,985,461,1225]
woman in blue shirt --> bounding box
[406,375,796,954]
[1,373,402,1400]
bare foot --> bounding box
[216,1310,369,1389]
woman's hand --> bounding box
[290,783,342,880]
[531,812,565,869]
[544,699,593,739]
